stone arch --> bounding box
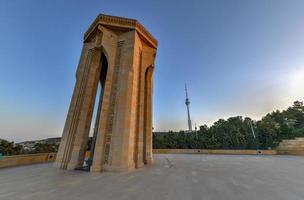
[73,48,109,170]
[143,66,154,164]
[86,51,109,169]
[55,45,110,170]
[100,46,110,68]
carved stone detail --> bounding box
[84,14,157,48]
[104,40,124,164]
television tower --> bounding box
[185,84,192,131]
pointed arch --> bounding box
[143,66,154,164]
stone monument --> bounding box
[54,14,157,172]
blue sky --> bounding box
[1,0,304,142]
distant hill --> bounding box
[17,137,61,146]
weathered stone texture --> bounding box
[55,14,157,172]
[277,137,304,155]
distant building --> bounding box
[17,137,61,151]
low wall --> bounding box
[0,153,56,169]
[1,148,300,169]
[277,137,304,155]
[153,149,277,155]
[277,150,304,155]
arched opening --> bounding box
[82,52,108,170]
[143,66,153,164]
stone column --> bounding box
[66,48,102,170]
[106,33,137,172]
[132,47,142,168]
[144,66,154,164]
[54,42,94,169]
[90,62,114,172]
[141,46,156,165]
[90,27,120,172]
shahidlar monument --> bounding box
[54,14,157,172]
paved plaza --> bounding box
[1,154,304,200]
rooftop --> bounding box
[1,154,304,200]
[84,14,158,48]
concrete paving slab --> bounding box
[0,154,304,200]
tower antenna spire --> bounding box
[185,84,192,131]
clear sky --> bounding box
[1,0,304,142]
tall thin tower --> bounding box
[185,84,192,131]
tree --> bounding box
[153,101,304,150]
[0,139,24,156]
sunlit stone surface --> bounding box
[55,14,157,172]
[1,154,304,200]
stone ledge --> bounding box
[0,153,56,169]
[84,14,158,48]
[153,149,277,155]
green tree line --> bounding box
[0,140,23,156]
[153,101,304,149]
[1,101,303,155]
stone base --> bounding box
[66,162,82,170]
[146,157,153,165]
[102,163,136,172]
[135,161,145,168]
[53,162,62,169]
[89,158,153,172]
[90,165,103,173]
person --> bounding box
[0,150,3,160]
